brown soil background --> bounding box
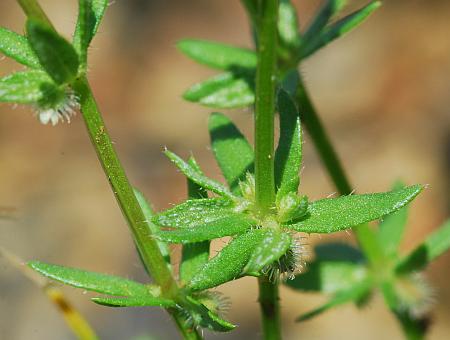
[0,1,449,339]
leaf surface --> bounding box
[26,20,79,84]
[153,197,236,229]
[134,189,171,266]
[0,70,55,104]
[165,150,234,199]
[180,157,210,283]
[184,296,236,332]
[29,261,149,297]
[0,27,41,68]
[184,72,254,109]
[209,112,254,194]
[275,89,302,200]
[296,282,370,322]
[73,0,108,64]
[396,220,450,273]
[177,39,257,70]
[187,229,266,291]
[92,296,175,308]
[287,185,423,233]
[245,229,292,273]
[157,213,255,244]
[301,1,381,60]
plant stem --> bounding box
[258,277,282,339]
[254,0,278,215]
[73,78,200,339]
[294,76,385,267]
[17,0,54,29]
[254,1,282,339]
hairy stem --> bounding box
[254,1,282,339]
[254,0,278,215]
[73,78,200,339]
[258,277,282,340]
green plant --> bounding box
[0,1,448,339]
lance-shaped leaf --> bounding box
[73,0,108,64]
[156,214,256,244]
[209,112,254,194]
[153,198,236,228]
[177,39,257,71]
[286,242,366,293]
[134,188,171,266]
[287,185,423,233]
[302,0,347,43]
[26,20,79,85]
[378,182,409,259]
[164,150,234,199]
[0,70,56,104]
[92,296,176,308]
[0,27,41,68]
[180,157,210,283]
[244,229,292,273]
[187,229,266,291]
[184,72,254,109]
[29,261,149,297]
[396,220,450,274]
[184,296,236,332]
[275,89,302,201]
[278,0,301,48]
[286,261,368,294]
[301,1,381,60]
[296,281,371,322]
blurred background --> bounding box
[0,0,449,339]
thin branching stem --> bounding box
[254,0,282,339]
[73,78,201,339]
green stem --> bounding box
[17,0,54,29]
[294,76,385,267]
[73,78,200,339]
[254,1,282,339]
[254,0,278,215]
[258,277,282,340]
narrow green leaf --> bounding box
[186,157,208,199]
[244,229,292,273]
[0,70,55,104]
[302,0,347,43]
[287,185,423,233]
[0,27,41,68]
[209,112,254,194]
[134,189,171,266]
[29,261,149,297]
[153,197,236,229]
[275,89,302,200]
[301,1,381,60]
[187,229,266,291]
[278,0,301,48]
[92,296,176,308]
[286,261,368,294]
[313,242,364,263]
[180,157,210,284]
[26,20,79,85]
[184,296,236,332]
[164,150,234,199]
[184,72,254,109]
[396,220,450,273]
[177,39,257,71]
[378,182,409,259]
[296,282,370,322]
[73,0,108,64]
[157,214,255,244]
